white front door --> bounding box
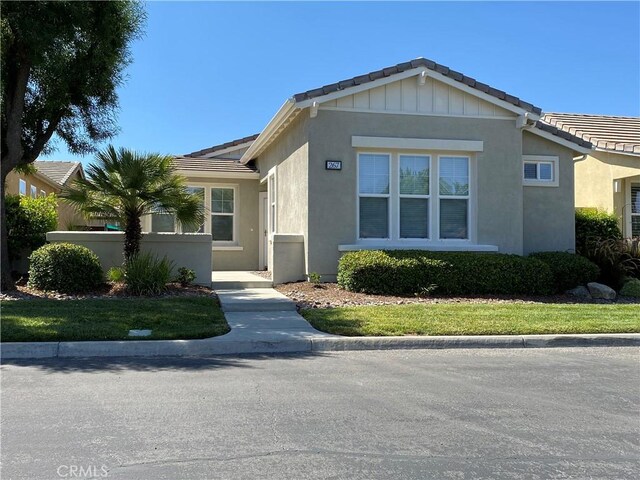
[258,192,268,270]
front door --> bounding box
[258,192,268,270]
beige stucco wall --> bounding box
[181,176,261,271]
[304,110,525,278]
[46,231,213,286]
[522,132,576,254]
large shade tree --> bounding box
[1,1,145,289]
[62,146,204,263]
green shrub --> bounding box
[125,253,174,295]
[307,272,322,284]
[175,267,196,287]
[5,194,58,260]
[28,243,103,293]
[337,250,553,296]
[529,252,600,293]
[619,278,640,298]
[586,237,640,289]
[107,266,125,283]
[575,209,621,255]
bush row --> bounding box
[338,250,599,296]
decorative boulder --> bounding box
[587,282,617,300]
[565,286,592,298]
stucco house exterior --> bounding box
[540,113,640,238]
[152,58,594,283]
[5,160,86,229]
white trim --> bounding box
[398,154,431,240]
[522,155,559,187]
[320,105,515,121]
[357,152,392,240]
[437,155,472,241]
[240,99,298,163]
[176,170,260,180]
[258,191,268,269]
[30,184,38,198]
[353,136,483,152]
[629,181,640,237]
[529,127,592,154]
[18,178,26,196]
[210,184,239,244]
[212,246,244,251]
[338,243,498,252]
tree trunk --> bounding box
[123,211,142,263]
[1,164,17,291]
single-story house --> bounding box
[149,58,594,283]
[5,160,86,229]
[540,113,639,237]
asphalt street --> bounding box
[2,347,639,479]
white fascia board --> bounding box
[240,99,298,164]
[201,141,255,159]
[176,170,260,180]
[528,127,592,155]
[352,136,484,152]
[594,147,640,158]
[295,67,427,109]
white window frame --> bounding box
[522,155,559,187]
[19,179,26,196]
[40,189,46,197]
[356,151,476,245]
[267,168,277,236]
[631,182,640,237]
[179,186,206,234]
[437,155,471,241]
[210,184,238,245]
[30,185,37,198]
[357,152,392,241]
[398,154,431,240]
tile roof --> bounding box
[540,113,640,154]
[34,161,82,186]
[173,156,258,175]
[185,134,259,158]
[292,57,543,115]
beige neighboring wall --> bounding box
[522,131,576,254]
[305,110,524,278]
[575,150,639,212]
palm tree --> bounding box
[62,146,204,263]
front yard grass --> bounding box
[301,303,640,336]
[1,297,229,342]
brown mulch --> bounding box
[0,283,217,301]
[275,282,639,310]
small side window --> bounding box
[30,185,38,198]
[522,156,559,187]
[19,179,27,196]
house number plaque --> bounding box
[325,160,342,170]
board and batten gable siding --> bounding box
[306,109,525,278]
[521,131,575,254]
[320,77,517,119]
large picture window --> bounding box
[211,187,235,242]
[359,154,390,239]
[439,156,469,240]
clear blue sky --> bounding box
[42,1,640,164]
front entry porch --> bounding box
[211,271,273,290]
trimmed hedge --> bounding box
[529,252,600,293]
[28,243,104,293]
[338,250,554,296]
[575,209,621,255]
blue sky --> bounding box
[42,1,640,164]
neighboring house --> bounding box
[540,113,640,237]
[5,161,86,229]
[153,58,593,282]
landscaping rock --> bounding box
[566,286,592,298]
[587,282,617,300]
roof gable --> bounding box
[34,161,83,186]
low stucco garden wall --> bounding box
[46,231,212,286]
[269,234,306,285]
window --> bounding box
[399,155,430,238]
[632,183,640,237]
[268,174,276,234]
[19,179,26,196]
[151,207,175,232]
[523,155,559,186]
[439,156,469,239]
[30,185,37,198]
[40,190,46,197]
[358,153,390,239]
[211,187,235,242]
[181,187,205,233]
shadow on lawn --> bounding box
[1,352,327,374]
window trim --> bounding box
[40,190,46,197]
[18,179,27,196]
[398,154,431,240]
[522,155,559,187]
[437,155,471,241]
[30,185,38,198]
[210,184,238,245]
[631,182,640,237]
[267,167,277,236]
[356,150,476,245]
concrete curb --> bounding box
[1,333,639,360]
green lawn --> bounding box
[1,297,229,342]
[302,303,640,336]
